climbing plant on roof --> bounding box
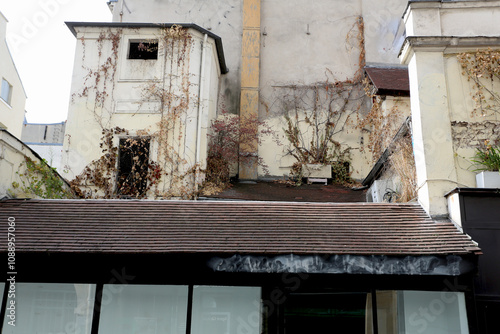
[12,157,74,199]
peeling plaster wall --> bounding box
[445,54,500,189]
[258,0,408,179]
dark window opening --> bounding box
[117,137,150,197]
[128,40,158,59]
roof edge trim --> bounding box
[65,22,228,74]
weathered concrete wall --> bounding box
[362,0,407,65]
[0,12,26,139]
[109,0,410,181]
[62,25,221,197]
[258,0,408,179]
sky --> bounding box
[1,0,112,123]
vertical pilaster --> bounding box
[239,0,261,180]
[405,49,458,217]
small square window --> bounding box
[128,40,158,59]
[1,78,12,105]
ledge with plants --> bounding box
[472,140,500,188]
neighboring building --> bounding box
[0,129,72,199]
[0,11,26,139]
[21,121,65,170]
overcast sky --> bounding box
[1,0,111,123]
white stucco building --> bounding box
[62,23,225,198]
[0,11,26,139]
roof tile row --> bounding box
[0,199,480,256]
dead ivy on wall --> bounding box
[75,29,122,128]
[266,17,366,185]
[359,79,417,203]
[457,48,500,117]
[69,26,202,199]
[389,130,417,202]
[454,50,500,158]
[358,79,409,160]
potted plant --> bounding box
[472,140,500,188]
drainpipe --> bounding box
[195,33,208,194]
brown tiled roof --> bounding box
[365,66,410,96]
[0,199,480,256]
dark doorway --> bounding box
[117,137,150,197]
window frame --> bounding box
[127,39,159,60]
[1,78,13,106]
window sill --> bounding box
[0,98,12,109]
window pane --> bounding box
[191,286,261,334]
[98,284,188,334]
[2,283,95,334]
[400,291,469,334]
[1,79,12,104]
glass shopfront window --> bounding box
[400,291,469,334]
[2,283,95,334]
[0,283,470,334]
[98,284,188,334]
[191,286,261,334]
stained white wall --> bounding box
[0,12,26,139]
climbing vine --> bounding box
[69,25,201,199]
[12,157,73,199]
[266,17,366,185]
[359,78,410,160]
